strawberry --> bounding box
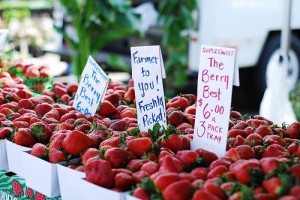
[12,181,23,196]
[262,176,291,196]
[30,122,51,143]
[0,127,13,139]
[262,144,289,158]
[62,130,93,155]
[18,99,34,109]
[232,135,246,147]
[260,157,280,174]
[159,156,183,173]
[167,109,185,127]
[231,159,262,185]
[81,148,100,166]
[285,122,300,139]
[161,133,183,153]
[228,129,248,138]
[232,121,248,130]
[31,143,47,159]
[196,148,218,165]
[141,161,159,175]
[230,111,243,120]
[176,150,199,167]
[254,125,273,137]
[191,167,209,180]
[98,100,117,116]
[245,133,263,146]
[104,147,129,168]
[124,87,135,102]
[287,142,299,155]
[179,172,196,183]
[100,136,121,147]
[290,164,300,179]
[162,180,193,200]
[48,148,66,163]
[127,159,149,172]
[13,128,36,147]
[61,94,71,104]
[181,94,197,105]
[278,195,297,200]
[53,85,67,97]
[203,182,226,200]
[127,137,152,157]
[166,96,189,111]
[209,157,232,170]
[132,170,150,183]
[247,119,269,127]
[104,93,120,107]
[60,113,77,123]
[226,145,255,161]
[132,187,150,200]
[85,157,114,188]
[263,135,285,146]
[289,186,300,199]
[114,172,134,191]
[184,105,196,115]
[153,172,180,192]
[43,109,60,121]
[66,83,78,94]
[109,120,128,131]
[34,103,53,117]
[193,189,219,200]
[207,165,228,179]
[15,90,32,99]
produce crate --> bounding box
[0,170,60,200]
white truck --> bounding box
[188,0,300,103]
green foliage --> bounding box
[290,82,300,121]
[58,0,140,78]
[159,0,197,93]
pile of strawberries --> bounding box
[0,70,300,200]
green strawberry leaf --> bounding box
[140,178,158,194]
[278,174,295,196]
[249,168,264,186]
[119,132,127,149]
[240,184,254,200]
[31,124,44,141]
[149,123,161,141]
[129,127,140,137]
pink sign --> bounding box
[192,45,237,157]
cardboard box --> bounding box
[0,140,8,170]
[0,170,60,200]
[22,150,60,198]
[81,178,126,200]
[57,164,85,200]
[5,140,30,177]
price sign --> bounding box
[73,56,109,116]
[192,45,237,157]
[131,45,167,131]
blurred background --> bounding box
[0,0,299,119]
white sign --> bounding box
[192,45,237,157]
[131,45,167,131]
[0,29,8,49]
[73,56,109,116]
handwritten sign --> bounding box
[0,29,8,49]
[192,45,237,157]
[131,46,167,131]
[73,56,109,116]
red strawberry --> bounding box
[100,136,121,148]
[161,134,183,153]
[104,93,120,107]
[196,148,218,165]
[167,109,185,127]
[132,187,150,200]
[289,186,300,199]
[66,83,78,94]
[0,127,13,139]
[53,85,67,97]
[132,170,149,183]
[31,143,47,158]
[15,90,32,99]
[127,159,149,172]
[184,105,196,115]
[18,99,34,109]
[228,129,248,138]
[193,189,219,200]
[153,172,180,191]
[232,121,248,130]
[120,108,136,119]
[112,168,132,176]
[127,137,152,157]
[226,145,255,161]
[48,148,66,163]
[181,94,197,105]
[191,167,209,180]
[245,133,263,146]
[85,157,114,188]
[60,113,77,123]
[162,180,193,200]
[114,173,134,191]
[203,182,226,200]
[207,165,228,179]
[166,96,189,111]
[290,164,300,179]
[104,147,129,168]
[209,157,232,170]
[30,122,51,143]
[124,87,135,102]
[12,181,23,196]
[230,111,243,120]
[141,161,159,175]
[159,156,183,173]
[34,103,53,117]
[263,135,285,146]
[81,148,99,166]
[262,144,289,158]
[232,135,245,147]
[62,130,93,155]
[260,157,280,174]
[13,120,29,128]
[43,109,60,121]
[49,133,67,150]
[254,125,273,137]
[176,150,199,167]
[231,159,261,185]
[13,128,36,147]
[109,120,128,131]
[98,100,117,116]
[262,177,284,196]
[285,122,300,139]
